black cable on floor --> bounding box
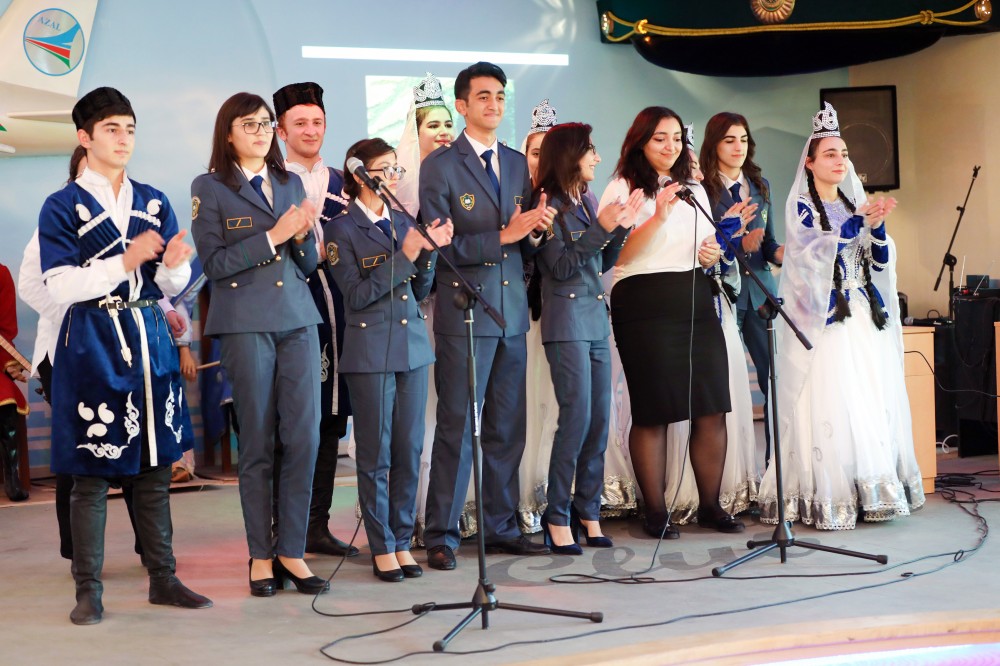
[310,469,995,663]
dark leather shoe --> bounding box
[427,545,456,570]
[485,535,551,556]
[273,558,330,594]
[697,510,745,533]
[306,531,360,558]
[70,588,103,625]
[248,558,276,597]
[642,521,681,539]
[372,559,404,582]
[149,575,213,609]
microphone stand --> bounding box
[933,165,980,321]
[674,189,888,576]
[372,181,602,652]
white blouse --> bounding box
[598,177,716,285]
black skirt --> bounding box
[611,270,730,426]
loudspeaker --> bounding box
[952,295,999,457]
[819,86,900,192]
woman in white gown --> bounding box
[758,103,923,530]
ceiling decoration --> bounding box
[597,0,996,76]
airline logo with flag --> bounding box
[23,8,85,76]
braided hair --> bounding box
[804,168,887,330]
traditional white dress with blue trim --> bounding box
[758,196,923,529]
[39,168,192,477]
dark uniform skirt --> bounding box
[611,269,730,426]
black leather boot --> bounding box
[0,406,27,502]
[69,475,108,625]
[131,466,212,610]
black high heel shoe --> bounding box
[697,508,745,533]
[248,558,276,598]
[273,557,330,594]
[372,557,404,582]
[540,513,583,555]
[570,507,613,548]
[642,511,680,539]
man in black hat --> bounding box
[38,86,212,624]
[271,82,357,557]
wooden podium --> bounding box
[902,326,936,494]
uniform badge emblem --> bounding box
[226,217,253,230]
[460,193,475,211]
[326,241,339,266]
[570,230,584,241]
[191,196,200,221]
[362,254,387,269]
[761,208,767,225]
[514,195,524,207]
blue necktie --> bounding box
[481,149,501,200]
[249,175,271,211]
[375,218,395,248]
[729,182,742,203]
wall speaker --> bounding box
[819,85,900,192]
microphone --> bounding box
[346,156,380,191]
[657,175,693,203]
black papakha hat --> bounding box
[273,82,325,118]
[72,87,134,130]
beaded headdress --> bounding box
[684,123,696,150]
[527,98,557,136]
[810,102,840,139]
[413,73,446,109]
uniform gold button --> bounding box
[502,280,509,286]
[401,294,408,301]
[569,293,576,299]
[401,319,408,325]
[360,323,367,329]
[598,271,603,276]
[503,252,508,259]
[452,282,459,287]
[275,255,282,261]
[597,294,605,300]
[230,282,238,288]
[276,281,283,287]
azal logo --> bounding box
[23,8,85,76]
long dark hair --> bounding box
[207,92,288,191]
[343,138,395,199]
[804,137,887,330]
[699,112,769,209]
[612,106,691,199]
[531,122,592,212]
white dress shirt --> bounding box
[286,158,329,257]
[17,230,65,375]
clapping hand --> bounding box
[597,188,645,232]
[501,192,556,245]
[858,196,897,229]
[698,235,722,268]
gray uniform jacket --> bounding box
[418,132,539,338]
[324,202,436,374]
[536,193,630,343]
[191,170,320,335]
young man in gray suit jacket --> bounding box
[419,62,557,570]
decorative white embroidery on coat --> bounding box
[75,203,92,222]
[124,392,140,444]
[129,210,162,228]
[146,199,162,216]
[320,343,330,383]
[77,398,129,459]
[78,211,112,237]
[165,385,184,443]
[76,443,127,458]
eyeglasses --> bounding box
[375,165,406,180]
[586,144,597,154]
[233,120,276,134]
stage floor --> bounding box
[2,455,999,665]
